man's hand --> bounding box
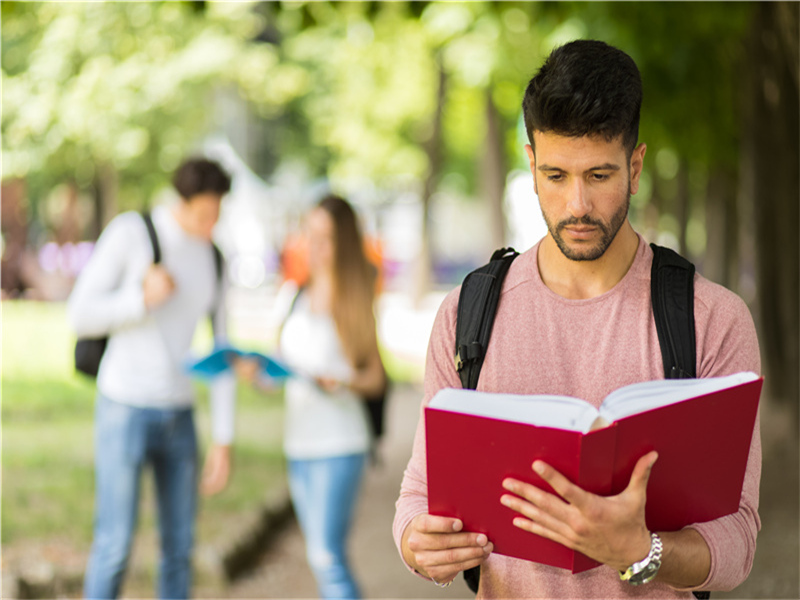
[401,514,493,585]
[143,264,176,310]
[500,451,658,572]
[233,357,261,384]
[200,444,232,496]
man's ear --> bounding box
[629,143,647,195]
[525,144,538,195]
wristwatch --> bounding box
[619,532,663,585]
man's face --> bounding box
[180,193,222,241]
[527,132,646,261]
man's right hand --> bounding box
[401,514,493,586]
[143,264,176,309]
[233,357,261,384]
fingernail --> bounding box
[484,543,494,554]
[533,461,545,475]
[476,534,488,546]
[502,479,514,491]
[453,520,463,532]
[500,495,510,506]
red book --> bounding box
[425,372,762,573]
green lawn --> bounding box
[2,300,287,591]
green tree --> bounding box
[1,2,282,235]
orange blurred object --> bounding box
[280,231,384,295]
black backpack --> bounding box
[456,244,707,600]
[74,211,223,378]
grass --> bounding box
[2,300,288,593]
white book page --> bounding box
[598,371,759,423]
[429,388,600,433]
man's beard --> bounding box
[542,188,631,262]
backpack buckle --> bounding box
[455,349,465,372]
[455,342,483,372]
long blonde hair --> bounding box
[316,194,378,369]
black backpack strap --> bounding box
[455,247,518,595]
[651,245,704,599]
[455,247,519,390]
[209,242,224,335]
[141,212,161,264]
[211,242,223,283]
[650,243,697,380]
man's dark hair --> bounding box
[522,40,642,157]
[172,158,232,200]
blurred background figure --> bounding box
[239,195,387,599]
[67,158,235,600]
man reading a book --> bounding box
[393,40,761,598]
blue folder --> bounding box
[187,346,293,381]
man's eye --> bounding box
[547,174,563,182]
[591,173,610,182]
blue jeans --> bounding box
[288,453,367,600]
[83,395,198,600]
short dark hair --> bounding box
[172,158,231,200]
[522,40,642,156]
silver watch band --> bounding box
[619,532,663,586]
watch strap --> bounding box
[620,532,663,586]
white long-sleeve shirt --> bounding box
[67,204,235,444]
[279,290,372,460]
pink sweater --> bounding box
[393,236,761,598]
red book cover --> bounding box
[425,375,762,573]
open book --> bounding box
[425,372,762,573]
[186,346,293,381]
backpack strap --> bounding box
[454,247,519,390]
[209,242,224,335]
[211,242,223,283]
[143,211,225,333]
[455,248,517,594]
[650,243,697,379]
[141,212,161,264]
[651,248,704,600]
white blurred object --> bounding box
[504,170,547,252]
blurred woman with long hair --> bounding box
[240,194,385,599]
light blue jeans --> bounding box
[288,453,367,600]
[83,395,198,600]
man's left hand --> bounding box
[500,451,658,572]
[201,444,232,496]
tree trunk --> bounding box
[744,2,800,410]
[414,58,446,305]
[703,167,738,289]
[481,89,507,250]
[676,159,690,258]
[91,164,119,238]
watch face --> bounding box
[632,561,660,584]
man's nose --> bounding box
[567,181,592,218]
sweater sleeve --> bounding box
[392,288,462,575]
[67,213,147,337]
[674,278,762,592]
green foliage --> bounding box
[1,2,283,214]
[2,1,757,234]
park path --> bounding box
[195,383,471,600]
